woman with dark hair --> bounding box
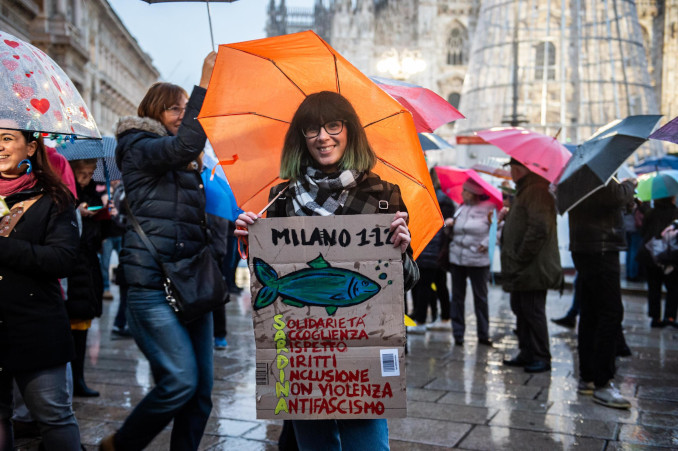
[99,52,224,451]
[0,120,81,450]
[445,179,495,346]
[236,91,419,450]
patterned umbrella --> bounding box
[0,31,100,138]
[58,137,119,183]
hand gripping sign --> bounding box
[248,214,406,419]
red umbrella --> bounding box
[370,76,464,133]
[434,166,503,210]
[476,127,571,183]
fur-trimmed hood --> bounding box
[115,116,168,138]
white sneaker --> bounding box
[408,324,427,334]
[593,382,631,409]
[426,318,451,331]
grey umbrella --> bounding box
[57,136,119,198]
[556,115,662,214]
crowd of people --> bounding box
[1,49,675,450]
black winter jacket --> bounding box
[637,198,678,267]
[66,180,104,319]
[568,180,635,253]
[115,86,210,289]
[0,187,78,372]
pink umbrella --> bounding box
[370,76,465,133]
[476,127,571,183]
[434,166,503,210]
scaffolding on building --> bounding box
[456,0,662,156]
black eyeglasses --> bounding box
[302,120,345,139]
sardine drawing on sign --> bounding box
[252,254,382,315]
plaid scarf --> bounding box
[290,166,363,216]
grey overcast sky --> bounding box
[108,0,312,91]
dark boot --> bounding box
[1,418,14,450]
[71,329,100,397]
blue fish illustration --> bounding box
[253,254,381,315]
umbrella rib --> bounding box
[375,157,426,189]
[224,46,308,97]
[363,111,407,128]
[197,112,290,124]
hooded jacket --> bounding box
[500,172,562,292]
[114,86,209,289]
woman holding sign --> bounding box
[236,91,419,450]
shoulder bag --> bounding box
[124,199,229,324]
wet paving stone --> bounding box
[13,282,678,450]
[489,410,618,440]
[387,417,472,447]
[618,423,678,448]
[459,425,607,450]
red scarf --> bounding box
[0,173,38,197]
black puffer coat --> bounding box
[115,86,209,289]
[0,186,78,372]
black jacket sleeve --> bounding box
[0,206,79,279]
[122,87,207,174]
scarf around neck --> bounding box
[0,172,38,197]
[290,166,363,216]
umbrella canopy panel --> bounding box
[634,155,678,174]
[419,133,454,151]
[636,170,678,202]
[199,31,442,258]
[476,127,571,183]
[0,31,100,138]
[58,137,120,183]
[556,115,662,214]
[649,116,678,145]
[370,76,465,133]
[434,166,503,210]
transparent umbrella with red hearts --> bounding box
[0,31,100,138]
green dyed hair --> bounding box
[279,91,376,181]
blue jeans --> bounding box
[100,236,122,290]
[0,364,80,450]
[114,287,214,451]
[292,419,389,451]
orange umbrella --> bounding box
[198,31,441,258]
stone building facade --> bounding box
[1,0,159,136]
[266,0,677,154]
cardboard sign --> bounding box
[249,214,406,419]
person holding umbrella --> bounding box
[99,52,224,451]
[235,91,419,450]
[445,178,496,346]
[501,158,563,374]
[0,120,82,450]
[568,177,636,409]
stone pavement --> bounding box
[15,275,678,450]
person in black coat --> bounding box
[637,196,678,327]
[100,52,224,451]
[67,158,104,397]
[0,121,81,450]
